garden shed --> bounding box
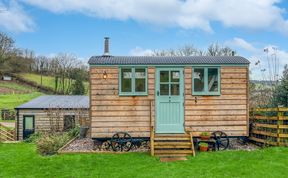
[15,95,89,140]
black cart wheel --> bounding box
[212,131,229,150]
[111,132,132,152]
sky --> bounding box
[0,0,288,80]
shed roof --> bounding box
[88,56,250,65]
[15,95,89,109]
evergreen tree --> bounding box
[71,76,85,95]
[272,65,288,107]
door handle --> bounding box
[157,91,160,96]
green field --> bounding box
[0,81,43,110]
[20,73,89,94]
[0,92,43,109]
[1,143,288,178]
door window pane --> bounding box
[171,84,179,95]
[208,68,218,92]
[193,68,204,92]
[24,117,33,130]
[160,84,169,95]
[160,71,169,82]
[171,71,180,82]
[121,68,132,92]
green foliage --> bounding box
[24,132,43,143]
[200,132,210,136]
[36,133,71,155]
[199,142,209,147]
[1,144,288,177]
[272,65,288,107]
[67,126,80,138]
[71,77,85,95]
[21,73,88,94]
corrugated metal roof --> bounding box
[15,95,89,109]
[88,56,250,65]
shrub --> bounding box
[36,133,70,155]
[68,126,80,138]
[24,132,43,143]
[200,132,210,136]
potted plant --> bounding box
[200,132,210,140]
[199,142,209,152]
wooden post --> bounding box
[277,107,283,146]
[150,100,154,156]
[190,132,196,157]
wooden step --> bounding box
[155,134,190,137]
[155,145,191,149]
[156,153,192,157]
[154,142,192,146]
[154,137,190,141]
[155,150,193,154]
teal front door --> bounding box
[155,68,184,133]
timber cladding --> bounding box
[17,109,89,140]
[90,66,248,138]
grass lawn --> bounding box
[0,81,35,93]
[0,92,43,110]
[1,143,288,178]
[20,73,89,94]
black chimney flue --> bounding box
[103,37,110,56]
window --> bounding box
[192,67,220,95]
[119,67,147,95]
[64,115,75,131]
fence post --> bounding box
[277,107,283,146]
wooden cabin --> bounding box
[15,96,89,140]
[88,55,250,140]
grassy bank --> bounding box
[20,73,89,94]
[0,143,288,178]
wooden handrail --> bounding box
[149,100,155,156]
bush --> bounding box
[68,126,80,138]
[24,132,43,143]
[36,133,70,155]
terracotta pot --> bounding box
[200,135,210,140]
[199,146,208,152]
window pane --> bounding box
[160,84,169,95]
[171,71,180,82]
[208,68,218,92]
[135,79,145,92]
[193,68,205,92]
[135,68,146,78]
[160,71,169,82]
[121,69,132,92]
[171,84,179,95]
[24,117,33,130]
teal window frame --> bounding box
[119,67,148,96]
[192,67,221,96]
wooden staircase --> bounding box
[150,129,195,158]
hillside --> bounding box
[20,73,89,94]
[0,81,43,110]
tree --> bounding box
[272,65,288,107]
[0,32,15,76]
[71,77,85,95]
[152,43,236,57]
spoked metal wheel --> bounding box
[212,131,229,150]
[111,132,132,152]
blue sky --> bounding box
[0,0,288,80]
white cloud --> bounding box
[130,47,153,56]
[0,0,35,32]
[225,37,257,52]
[22,0,288,35]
